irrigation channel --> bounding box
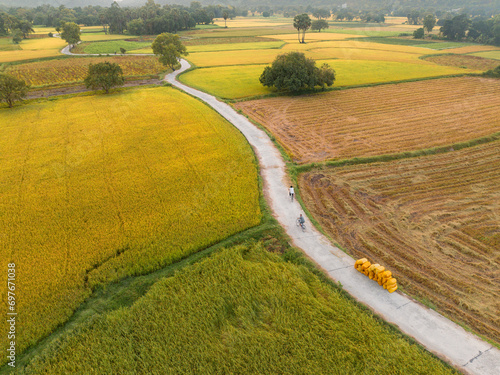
[165,59,500,375]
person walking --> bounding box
[289,186,295,202]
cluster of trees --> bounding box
[441,14,500,44]
[2,1,237,35]
[0,12,34,42]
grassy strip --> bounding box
[295,132,500,173]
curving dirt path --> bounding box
[165,59,500,375]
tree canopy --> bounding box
[311,19,329,32]
[259,51,335,92]
[61,21,81,45]
[293,13,312,43]
[151,32,188,71]
[0,74,29,108]
[84,61,124,94]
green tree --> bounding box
[84,62,124,94]
[19,20,34,39]
[293,13,312,43]
[311,19,329,32]
[313,9,330,19]
[223,11,228,28]
[61,21,80,46]
[413,27,425,39]
[11,29,22,44]
[151,32,188,71]
[0,74,29,108]
[423,14,436,34]
[441,14,470,41]
[259,51,335,92]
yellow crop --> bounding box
[0,87,261,360]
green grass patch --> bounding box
[12,242,459,375]
[421,41,478,50]
[180,60,472,100]
[469,50,500,60]
[351,36,436,46]
[78,40,152,54]
[0,37,22,51]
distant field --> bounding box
[213,16,291,28]
[0,37,66,62]
[299,141,500,346]
[6,56,166,87]
[424,54,499,71]
[182,60,474,99]
[235,77,500,163]
[17,243,458,375]
[470,50,500,60]
[0,87,261,362]
[73,40,152,54]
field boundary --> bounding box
[295,132,500,173]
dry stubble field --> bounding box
[235,77,500,163]
[299,141,500,345]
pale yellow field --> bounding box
[213,17,291,28]
[262,33,367,41]
[186,48,281,67]
[0,87,261,360]
[0,37,66,62]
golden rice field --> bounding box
[17,243,458,375]
[6,56,167,87]
[0,87,261,362]
[235,77,500,163]
[0,37,66,63]
[299,141,500,346]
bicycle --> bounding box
[296,217,306,232]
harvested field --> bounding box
[235,77,500,163]
[424,54,499,71]
[299,141,500,345]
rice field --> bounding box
[181,61,475,100]
[15,243,458,375]
[424,54,499,71]
[6,56,167,87]
[0,87,261,362]
[299,141,500,346]
[470,50,500,60]
[0,37,66,63]
[234,77,500,163]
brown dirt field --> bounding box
[424,54,499,71]
[299,141,500,346]
[234,77,500,164]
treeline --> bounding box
[1,1,237,35]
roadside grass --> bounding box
[11,241,459,375]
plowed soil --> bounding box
[299,141,500,345]
[235,77,500,164]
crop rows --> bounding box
[235,77,500,163]
[6,56,166,87]
[299,141,500,345]
[0,87,261,362]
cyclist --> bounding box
[289,186,295,202]
[298,214,305,227]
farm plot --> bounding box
[235,77,500,163]
[299,141,500,346]
[0,37,66,63]
[423,54,499,71]
[6,56,167,87]
[17,243,458,375]
[0,87,261,362]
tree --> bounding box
[223,11,228,28]
[441,14,470,41]
[413,27,425,39]
[11,29,22,44]
[259,51,335,92]
[60,21,80,46]
[0,74,29,108]
[423,14,436,34]
[151,32,188,71]
[312,19,329,32]
[19,20,34,39]
[84,62,124,94]
[313,9,330,20]
[293,13,312,43]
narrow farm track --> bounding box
[165,59,500,375]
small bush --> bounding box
[413,28,425,39]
